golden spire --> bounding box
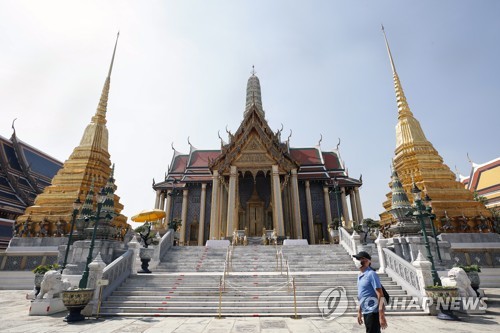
[79,32,119,151]
[93,32,119,125]
[381,25,428,148]
[381,25,413,120]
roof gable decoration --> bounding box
[209,105,299,174]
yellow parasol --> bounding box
[131,209,166,222]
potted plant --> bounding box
[424,285,459,320]
[168,218,182,244]
[455,264,481,294]
[32,263,60,296]
[61,287,95,322]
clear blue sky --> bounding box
[1,1,499,223]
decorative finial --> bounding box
[187,136,191,146]
[171,142,175,151]
[251,65,256,76]
[108,31,120,78]
[467,152,473,165]
[336,138,341,150]
[318,134,323,146]
[381,24,396,74]
[287,129,293,142]
[11,118,17,134]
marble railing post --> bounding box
[128,237,141,275]
[412,251,434,296]
[82,252,106,316]
[375,232,389,273]
[351,230,361,256]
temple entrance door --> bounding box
[248,203,264,236]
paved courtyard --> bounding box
[0,289,499,333]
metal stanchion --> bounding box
[292,277,299,319]
[217,277,223,319]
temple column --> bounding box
[159,192,165,211]
[355,187,364,222]
[272,165,285,236]
[226,166,237,237]
[290,169,302,239]
[209,170,219,240]
[323,186,332,225]
[350,191,359,225]
[154,190,161,209]
[180,189,189,245]
[198,183,207,245]
[340,187,351,228]
[305,180,315,244]
[164,189,172,228]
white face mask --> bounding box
[354,260,363,269]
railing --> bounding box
[101,248,134,299]
[158,229,174,260]
[339,226,358,255]
[382,247,421,296]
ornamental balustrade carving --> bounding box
[382,247,420,291]
[101,249,134,300]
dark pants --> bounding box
[363,312,380,333]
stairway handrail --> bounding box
[339,226,358,255]
[382,247,421,297]
[101,248,134,300]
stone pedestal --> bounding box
[29,298,66,315]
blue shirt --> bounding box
[357,267,382,314]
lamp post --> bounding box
[61,198,82,272]
[411,182,441,286]
[423,194,442,263]
[79,188,106,289]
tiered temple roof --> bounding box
[461,157,500,210]
[0,132,62,248]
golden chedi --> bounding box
[379,27,492,233]
[14,34,127,239]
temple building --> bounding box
[153,71,364,245]
[379,28,493,232]
[11,34,128,245]
[0,130,62,249]
[460,157,500,212]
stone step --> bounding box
[100,245,425,317]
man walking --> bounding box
[353,251,387,332]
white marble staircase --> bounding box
[99,244,426,317]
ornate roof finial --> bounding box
[11,118,17,136]
[318,134,323,147]
[244,68,264,116]
[251,65,256,76]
